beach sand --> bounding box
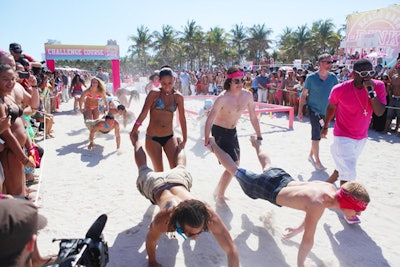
[33,93,399,267]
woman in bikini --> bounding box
[0,64,35,196]
[79,77,108,121]
[131,67,187,172]
[70,73,86,111]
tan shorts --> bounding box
[136,165,193,204]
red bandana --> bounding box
[337,187,368,211]
[226,70,244,79]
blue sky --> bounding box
[1,0,397,61]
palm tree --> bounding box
[292,25,311,61]
[231,24,248,64]
[247,24,273,65]
[152,25,179,66]
[127,25,152,71]
[309,19,337,57]
[205,27,228,68]
[180,20,203,70]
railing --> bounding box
[179,95,294,129]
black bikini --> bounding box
[7,104,23,124]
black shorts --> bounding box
[309,112,324,141]
[211,124,240,162]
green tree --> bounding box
[127,25,152,71]
[247,24,273,65]
[231,24,248,64]
[152,25,179,66]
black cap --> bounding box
[9,43,22,53]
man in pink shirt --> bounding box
[321,58,386,223]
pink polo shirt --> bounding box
[329,79,386,140]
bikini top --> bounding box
[152,91,177,113]
[8,104,23,124]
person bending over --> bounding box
[130,131,239,267]
[86,114,120,150]
[207,136,370,267]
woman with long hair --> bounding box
[130,67,187,171]
[79,77,108,120]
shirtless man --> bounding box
[130,131,239,267]
[204,65,262,201]
[86,114,120,150]
[108,100,128,128]
[385,59,400,133]
[207,136,370,267]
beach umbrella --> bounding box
[279,66,293,72]
[364,52,387,58]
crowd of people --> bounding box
[0,41,398,267]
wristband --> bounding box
[0,193,3,199]
[135,121,142,126]
[257,136,263,140]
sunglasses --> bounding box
[321,60,334,64]
[175,221,203,240]
[232,78,245,84]
[353,70,375,77]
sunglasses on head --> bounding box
[353,70,375,77]
[232,78,245,84]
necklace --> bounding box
[352,87,368,116]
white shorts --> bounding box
[331,136,366,181]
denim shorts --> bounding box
[310,112,324,141]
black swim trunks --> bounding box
[211,124,240,162]
[235,167,294,206]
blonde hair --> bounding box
[91,77,106,94]
[341,182,370,203]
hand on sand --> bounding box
[282,226,304,240]
[88,143,94,150]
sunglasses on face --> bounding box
[321,60,334,64]
[353,70,375,77]
[232,78,245,84]
[175,221,203,240]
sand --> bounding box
[33,93,399,267]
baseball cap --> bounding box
[9,43,22,53]
[0,199,47,261]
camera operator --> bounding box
[9,43,35,65]
[0,198,55,267]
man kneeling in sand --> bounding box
[130,132,239,267]
[207,136,370,267]
[86,114,120,150]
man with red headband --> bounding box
[207,135,370,267]
[204,65,262,201]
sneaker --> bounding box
[344,216,361,224]
[308,156,316,167]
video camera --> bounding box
[44,214,109,267]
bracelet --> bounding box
[257,136,263,140]
[135,121,142,126]
[89,138,94,143]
